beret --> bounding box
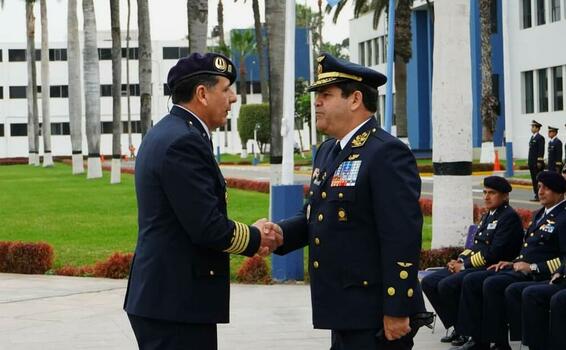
[537,171,566,193]
[483,176,512,193]
[167,52,236,92]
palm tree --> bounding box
[68,0,84,174]
[266,0,285,186]
[25,0,40,166]
[231,30,256,105]
[138,0,152,137]
[479,0,498,163]
[217,0,225,46]
[83,0,102,179]
[110,0,122,184]
[40,0,53,167]
[125,0,133,155]
[187,0,207,53]
[328,0,413,138]
[431,0,473,248]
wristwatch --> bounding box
[530,263,539,273]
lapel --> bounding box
[529,207,548,233]
[319,117,378,188]
[170,105,226,188]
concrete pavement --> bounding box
[0,273,524,350]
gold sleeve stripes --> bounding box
[546,258,561,274]
[470,252,486,268]
[460,249,472,256]
[223,221,251,254]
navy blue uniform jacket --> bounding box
[124,105,261,324]
[548,137,563,172]
[275,117,425,330]
[528,133,545,169]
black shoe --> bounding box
[451,335,469,346]
[441,329,458,343]
[490,343,511,350]
[451,340,490,350]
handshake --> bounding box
[252,219,283,257]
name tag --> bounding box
[541,224,555,233]
[487,222,497,230]
[331,160,362,187]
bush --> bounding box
[420,247,463,269]
[0,157,29,166]
[515,208,534,229]
[0,241,54,274]
[419,198,432,216]
[237,104,270,153]
[236,255,272,284]
[93,252,133,279]
[55,265,94,277]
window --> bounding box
[50,85,68,98]
[373,38,379,65]
[123,120,142,133]
[100,85,112,97]
[51,122,70,135]
[122,47,139,59]
[552,66,563,111]
[8,49,26,62]
[367,40,373,67]
[164,83,171,96]
[49,49,67,61]
[538,68,548,112]
[101,121,114,134]
[490,0,498,33]
[10,123,27,136]
[359,42,365,66]
[0,86,3,99]
[524,70,534,113]
[536,0,546,25]
[98,48,112,60]
[551,0,561,21]
[0,49,2,62]
[9,86,27,99]
[0,124,4,137]
[163,47,189,60]
[381,36,387,64]
[522,0,532,28]
[122,84,140,96]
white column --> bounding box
[281,0,295,185]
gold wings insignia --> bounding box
[348,154,360,160]
[397,262,413,268]
[351,131,370,148]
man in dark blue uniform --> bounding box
[547,126,563,173]
[264,53,427,350]
[504,172,566,350]
[421,176,523,347]
[528,120,545,201]
[123,53,280,350]
[455,171,566,350]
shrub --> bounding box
[0,157,29,166]
[237,104,270,153]
[419,198,432,216]
[515,208,534,229]
[236,255,272,284]
[0,241,54,274]
[93,252,133,279]
[55,265,94,277]
[420,247,463,270]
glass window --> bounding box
[121,47,139,59]
[8,49,26,62]
[551,0,561,21]
[490,0,498,33]
[0,49,2,62]
[98,48,112,60]
[50,122,70,135]
[538,68,548,112]
[101,121,114,134]
[123,120,142,133]
[0,86,3,99]
[9,86,27,99]
[373,38,379,65]
[162,47,188,60]
[10,123,27,136]
[358,42,365,66]
[49,85,69,98]
[49,49,67,61]
[537,0,546,25]
[382,36,387,63]
[524,71,534,113]
[552,66,563,111]
[100,85,112,97]
[367,41,372,67]
[522,0,532,28]
[0,124,4,137]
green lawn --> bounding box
[0,164,432,279]
[219,152,313,166]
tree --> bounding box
[40,0,53,167]
[110,0,122,184]
[83,0,102,179]
[479,0,498,163]
[187,0,207,54]
[296,3,323,53]
[25,0,40,166]
[67,0,84,174]
[328,0,413,138]
[265,0,285,185]
[138,0,152,138]
[231,30,256,105]
[237,104,270,153]
[126,0,133,155]
[295,78,311,151]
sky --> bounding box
[0,0,354,44]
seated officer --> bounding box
[421,176,523,347]
[455,172,566,350]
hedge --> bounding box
[0,241,54,274]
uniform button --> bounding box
[338,210,346,219]
[387,287,396,296]
[519,255,524,259]
[313,261,319,269]
[338,192,344,199]
[530,233,534,237]
[321,192,327,199]
[318,214,324,222]
[400,271,408,280]
[407,288,414,297]
[475,240,478,244]
[479,232,482,236]
[309,191,313,196]
[363,280,369,287]
[314,237,320,246]
[209,270,215,276]
[524,243,528,247]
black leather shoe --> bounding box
[490,343,511,350]
[451,334,469,346]
[441,329,458,343]
[451,340,490,350]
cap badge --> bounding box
[214,57,227,72]
[317,64,323,75]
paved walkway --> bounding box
[0,273,525,350]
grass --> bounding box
[219,152,313,166]
[0,164,432,279]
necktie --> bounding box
[326,141,342,166]
[535,211,547,226]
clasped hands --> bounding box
[252,219,283,257]
[447,259,463,273]
[488,261,531,274]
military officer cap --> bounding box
[308,53,387,92]
[548,126,559,132]
[531,120,542,128]
[167,52,236,92]
[537,171,566,193]
[483,176,512,193]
